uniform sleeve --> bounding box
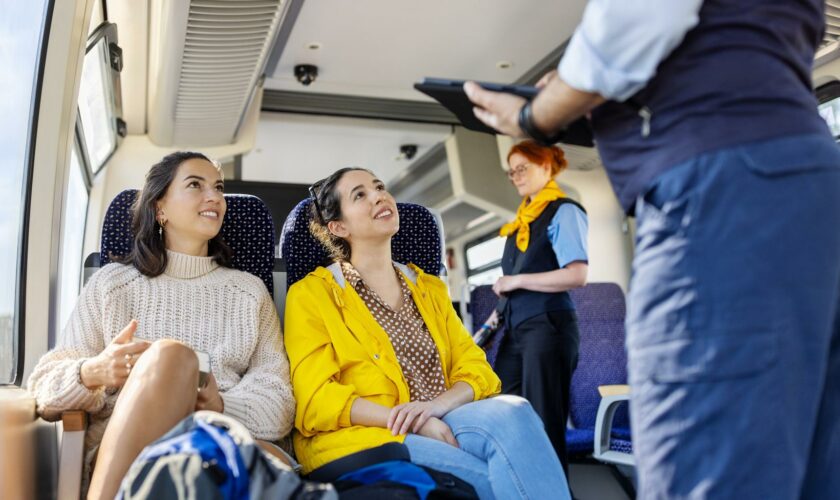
[283,282,360,437]
[558,0,703,101]
[26,269,109,421]
[221,291,296,441]
[546,204,589,268]
[429,278,501,401]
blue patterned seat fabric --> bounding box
[279,198,442,288]
[566,282,631,456]
[100,189,276,298]
[469,281,632,456]
[470,285,505,366]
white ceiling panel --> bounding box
[265,0,587,100]
[242,112,452,184]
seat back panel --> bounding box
[280,198,443,288]
[98,189,276,298]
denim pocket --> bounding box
[629,293,785,384]
[635,161,702,242]
[630,330,779,384]
[739,134,840,178]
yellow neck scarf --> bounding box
[499,180,566,252]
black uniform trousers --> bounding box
[493,309,580,474]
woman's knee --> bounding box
[452,395,539,430]
[134,339,199,382]
[484,395,535,417]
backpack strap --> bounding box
[307,443,410,483]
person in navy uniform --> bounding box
[466,1,840,498]
[484,140,587,475]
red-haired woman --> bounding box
[487,140,588,472]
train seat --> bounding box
[566,283,633,466]
[469,284,505,366]
[64,188,279,498]
[279,198,443,290]
[84,189,282,307]
[466,282,634,466]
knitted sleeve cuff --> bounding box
[221,393,249,423]
[65,359,107,408]
[33,358,106,420]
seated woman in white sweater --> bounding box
[27,151,295,499]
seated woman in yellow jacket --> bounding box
[284,167,571,499]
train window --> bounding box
[464,229,505,288]
[88,1,105,36]
[817,80,840,140]
[56,143,90,338]
[78,23,122,174]
[0,0,51,384]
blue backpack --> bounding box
[309,443,477,500]
[117,411,335,500]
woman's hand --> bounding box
[195,373,224,413]
[388,400,448,435]
[483,310,500,329]
[415,417,459,448]
[80,320,150,389]
[492,275,521,296]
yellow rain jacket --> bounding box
[284,262,501,473]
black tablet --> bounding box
[414,77,594,147]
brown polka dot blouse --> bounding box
[341,261,447,402]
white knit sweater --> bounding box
[27,250,295,465]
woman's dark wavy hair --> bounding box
[308,167,373,261]
[116,151,233,276]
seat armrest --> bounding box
[593,386,635,467]
[598,384,630,397]
[58,410,88,500]
[61,410,88,432]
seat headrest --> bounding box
[279,198,442,288]
[100,189,276,297]
[568,282,629,430]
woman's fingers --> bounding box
[412,410,432,434]
[391,407,410,435]
[113,319,138,344]
[387,404,405,430]
[115,341,151,357]
[399,408,421,435]
[444,428,459,448]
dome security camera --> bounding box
[399,144,418,160]
[294,64,318,86]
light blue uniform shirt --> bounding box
[547,204,588,268]
[558,0,703,101]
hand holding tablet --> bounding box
[414,77,593,147]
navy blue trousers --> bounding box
[627,134,840,499]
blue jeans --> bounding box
[628,134,840,499]
[404,395,569,500]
